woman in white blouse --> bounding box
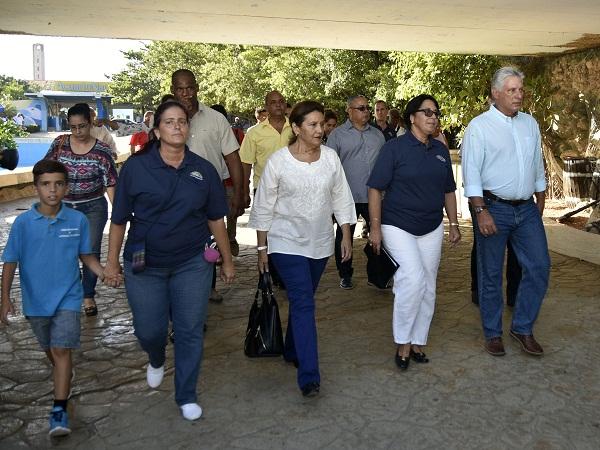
[248,101,356,398]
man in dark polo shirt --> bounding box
[372,100,397,142]
[326,95,385,289]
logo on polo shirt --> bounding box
[436,155,446,163]
[59,227,81,238]
[189,171,204,181]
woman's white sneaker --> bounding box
[146,364,164,388]
[180,403,203,421]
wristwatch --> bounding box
[474,205,488,214]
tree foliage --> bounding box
[108,42,386,118]
[385,52,501,135]
[0,75,31,102]
[107,47,162,112]
[108,42,500,134]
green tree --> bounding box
[0,75,31,102]
[108,43,386,118]
[386,53,501,135]
[107,47,162,113]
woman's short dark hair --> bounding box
[67,103,91,123]
[324,109,338,122]
[152,100,189,128]
[160,94,176,105]
[288,101,325,145]
[403,95,440,132]
[33,159,68,185]
[135,100,189,155]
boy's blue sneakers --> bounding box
[49,406,71,437]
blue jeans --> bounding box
[65,197,108,299]
[473,198,550,339]
[124,252,212,406]
[270,253,328,389]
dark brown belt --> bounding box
[483,190,532,206]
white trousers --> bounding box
[382,223,443,346]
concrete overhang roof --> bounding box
[1,1,600,55]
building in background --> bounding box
[13,81,113,132]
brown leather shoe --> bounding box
[484,337,506,356]
[509,330,543,356]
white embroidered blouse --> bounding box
[248,145,357,259]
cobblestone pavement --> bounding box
[0,196,599,449]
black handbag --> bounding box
[244,272,284,357]
[364,243,399,289]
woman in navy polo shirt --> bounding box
[367,94,461,371]
[104,101,234,421]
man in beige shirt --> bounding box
[171,69,244,302]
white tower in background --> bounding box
[33,44,45,80]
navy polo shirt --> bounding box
[111,142,228,267]
[367,131,456,236]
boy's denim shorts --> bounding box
[27,310,81,351]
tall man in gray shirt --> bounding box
[326,95,385,289]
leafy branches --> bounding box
[107,42,500,134]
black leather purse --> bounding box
[244,272,284,357]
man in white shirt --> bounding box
[461,66,550,358]
[89,108,118,157]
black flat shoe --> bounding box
[410,350,429,363]
[395,353,410,370]
[301,382,320,397]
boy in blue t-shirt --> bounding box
[0,160,107,438]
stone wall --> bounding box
[532,49,600,159]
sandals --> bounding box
[84,301,98,317]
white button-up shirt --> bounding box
[461,105,546,200]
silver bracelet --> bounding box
[449,223,460,227]
[257,245,268,251]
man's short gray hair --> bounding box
[491,66,525,91]
[347,95,367,108]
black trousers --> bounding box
[335,203,369,279]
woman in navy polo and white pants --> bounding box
[248,101,356,397]
[368,94,461,371]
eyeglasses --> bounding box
[163,118,188,128]
[69,123,89,131]
[350,105,371,112]
[416,108,442,118]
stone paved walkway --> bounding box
[0,196,599,449]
